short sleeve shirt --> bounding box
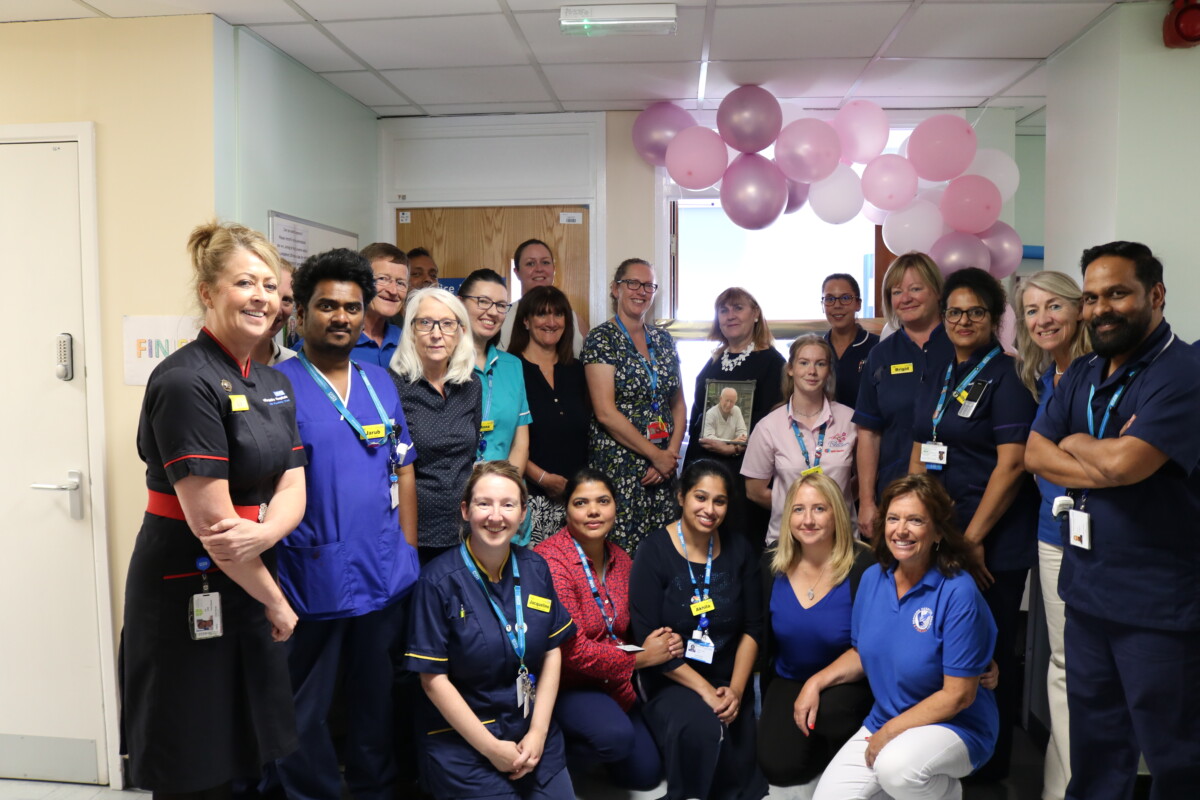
[826,325,880,409]
[581,320,682,436]
[475,345,532,462]
[349,323,402,368]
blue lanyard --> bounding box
[570,537,617,641]
[459,543,526,666]
[789,404,827,470]
[614,315,661,414]
[931,346,1000,440]
[676,521,713,631]
[1086,369,1140,438]
[476,353,497,460]
[297,352,394,448]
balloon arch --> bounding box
[632,89,1022,280]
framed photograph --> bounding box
[699,379,757,443]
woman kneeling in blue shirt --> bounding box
[812,475,998,800]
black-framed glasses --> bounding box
[944,306,989,323]
[460,295,513,314]
[821,293,858,306]
[615,279,658,293]
[413,318,460,334]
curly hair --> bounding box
[291,248,377,311]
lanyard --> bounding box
[931,346,1000,440]
[676,521,713,631]
[614,315,661,414]
[476,354,497,460]
[570,537,617,641]
[297,352,394,448]
[789,403,827,470]
[459,543,526,667]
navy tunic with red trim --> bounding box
[121,329,307,792]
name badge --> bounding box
[920,441,948,471]
[361,423,386,440]
[801,466,823,476]
[685,632,715,664]
[646,420,669,441]
[690,598,715,616]
[1068,509,1092,550]
[229,395,249,412]
[527,595,552,613]
[480,420,495,433]
[890,363,914,375]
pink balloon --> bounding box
[979,220,1023,279]
[784,177,810,214]
[632,102,697,167]
[721,154,788,230]
[941,174,1002,234]
[717,85,782,154]
[831,100,888,163]
[861,154,918,211]
[808,163,864,225]
[775,118,842,183]
[929,231,991,277]
[665,126,728,190]
[998,305,1017,354]
[882,199,944,255]
[907,114,977,182]
[861,200,889,225]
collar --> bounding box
[355,323,402,350]
[825,324,871,349]
[465,537,508,582]
[897,322,946,349]
[201,327,252,378]
[954,340,1001,372]
[1088,320,1173,389]
[787,396,832,428]
[885,561,944,597]
[474,344,502,376]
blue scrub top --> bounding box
[1033,366,1067,547]
[853,325,954,498]
[404,545,575,798]
[274,358,419,620]
[911,346,1038,571]
[349,323,402,368]
[825,325,880,409]
[474,345,532,462]
[853,564,999,769]
[1033,321,1200,630]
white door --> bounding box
[0,139,112,783]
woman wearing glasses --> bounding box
[908,267,1038,783]
[458,269,532,473]
[821,274,878,410]
[582,259,686,554]
[390,288,482,564]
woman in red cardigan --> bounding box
[534,468,684,789]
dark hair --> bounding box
[407,246,433,262]
[822,272,862,298]
[360,242,407,265]
[871,474,968,577]
[940,266,1006,328]
[458,268,508,349]
[508,286,576,365]
[610,258,653,313]
[678,459,732,499]
[514,239,554,272]
[291,248,376,311]
[1080,241,1164,294]
[563,467,617,504]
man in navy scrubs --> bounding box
[273,248,421,800]
[1027,241,1200,800]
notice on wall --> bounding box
[271,218,309,266]
[268,211,358,268]
[123,315,203,386]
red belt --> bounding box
[147,489,262,522]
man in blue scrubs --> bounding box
[1027,241,1200,800]
[273,248,421,800]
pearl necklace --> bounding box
[720,342,754,372]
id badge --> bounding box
[516,670,536,718]
[920,441,948,471]
[190,592,223,640]
[615,643,646,653]
[390,478,399,510]
[685,631,715,664]
[646,419,669,441]
[480,420,495,433]
[1068,509,1092,550]
[690,598,715,616]
[361,423,386,441]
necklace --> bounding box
[798,560,829,601]
[720,342,754,372]
[1055,365,1065,376]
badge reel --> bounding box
[920,441,948,471]
[190,556,223,640]
[685,597,716,665]
[516,663,537,719]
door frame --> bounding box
[0,122,120,787]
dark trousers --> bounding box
[643,683,768,800]
[757,676,873,786]
[554,689,662,790]
[274,598,408,800]
[971,567,1027,782]
[1064,606,1200,800]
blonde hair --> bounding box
[187,221,282,307]
[880,252,944,329]
[781,334,836,402]
[390,288,475,384]
[707,287,775,359]
[769,472,857,586]
[1015,271,1093,398]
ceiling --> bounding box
[5,0,1156,133]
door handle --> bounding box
[30,469,83,520]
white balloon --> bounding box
[861,200,889,225]
[882,199,944,255]
[808,163,864,224]
[966,148,1020,201]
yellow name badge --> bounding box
[955,390,969,404]
[480,420,495,433]
[890,363,914,375]
[801,466,823,476]
[527,595,552,613]
[690,598,715,616]
[229,394,249,412]
[361,424,386,440]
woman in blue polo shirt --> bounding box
[404,461,576,799]
[811,474,997,800]
[908,267,1037,782]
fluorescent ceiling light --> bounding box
[560,4,678,37]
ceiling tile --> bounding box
[324,14,528,69]
[295,0,497,21]
[858,58,1039,97]
[852,95,989,109]
[96,1,306,24]
[516,8,706,64]
[543,62,702,102]
[1000,66,1046,96]
[509,0,705,9]
[885,2,1110,59]
[382,65,552,105]
[422,101,563,115]
[84,0,197,16]
[0,0,99,21]
[250,24,363,72]
[704,58,868,100]
[562,99,702,111]
[372,105,422,116]
[320,70,407,106]
[711,4,910,60]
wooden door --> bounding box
[395,205,591,330]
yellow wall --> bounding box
[604,112,657,283]
[0,15,217,626]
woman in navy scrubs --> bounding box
[852,253,953,540]
[908,267,1038,782]
[821,273,879,409]
[404,461,575,799]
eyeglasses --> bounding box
[460,295,513,314]
[821,293,858,306]
[413,318,460,334]
[615,279,658,293]
[374,275,407,288]
[944,306,989,323]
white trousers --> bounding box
[1038,540,1071,800]
[812,725,974,800]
